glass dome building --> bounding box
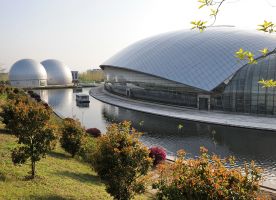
[9,59,47,88]
[41,59,72,85]
[100,27,276,115]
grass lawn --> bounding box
[0,133,153,200]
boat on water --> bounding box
[76,94,90,103]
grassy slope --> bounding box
[0,133,112,200]
[0,133,152,200]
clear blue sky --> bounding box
[0,0,275,72]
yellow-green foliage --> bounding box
[153,147,268,200]
[60,118,86,158]
[93,121,152,200]
[79,70,104,83]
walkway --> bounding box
[90,86,276,131]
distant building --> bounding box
[101,27,276,115]
[9,59,73,88]
[71,71,79,85]
[78,69,104,83]
[9,59,47,88]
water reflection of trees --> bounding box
[102,104,276,162]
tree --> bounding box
[60,118,86,157]
[92,121,152,200]
[2,99,57,179]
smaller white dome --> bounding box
[9,59,47,81]
[41,59,72,85]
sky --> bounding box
[0,0,276,72]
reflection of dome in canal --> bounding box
[9,59,47,88]
[41,59,73,85]
[45,89,73,108]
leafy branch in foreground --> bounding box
[235,48,257,64]
[258,79,276,88]
[192,0,226,30]
[258,20,276,33]
[191,20,207,32]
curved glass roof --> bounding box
[102,27,276,91]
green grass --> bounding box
[0,122,153,200]
[0,133,112,199]
[0,133,153,199]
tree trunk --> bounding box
[31,161,35,179]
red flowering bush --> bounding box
[149,146,166,166]
[86,128,101,138]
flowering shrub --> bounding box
[153,147,267,200]
[27,90,34,95]
[92,121,152,200]
[43,103,50,109]
[149,146,166,166]
[86,128,101,138]
[29,93,41,102]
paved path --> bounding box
[90,86,276,131]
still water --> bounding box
[36,87,276,188]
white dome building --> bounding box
[9,59,47,88]
[41,59,72,85]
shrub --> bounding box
[42,102,50,110]
[153,147,266,200]
[86,128,101,137]
[27,90,34,95]
[60,118,86,157]
[78,136,98,163]
[92,121,152,200]
[149,146,166,166]
[13,88,19,94]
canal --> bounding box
[36,87,276,188]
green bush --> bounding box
[92,121,152,200]
[78,135,98,163]
[60,118,86,157]
[153,147,267,200]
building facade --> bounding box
[101,27,276,115]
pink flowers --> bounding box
[149,146,166,166]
